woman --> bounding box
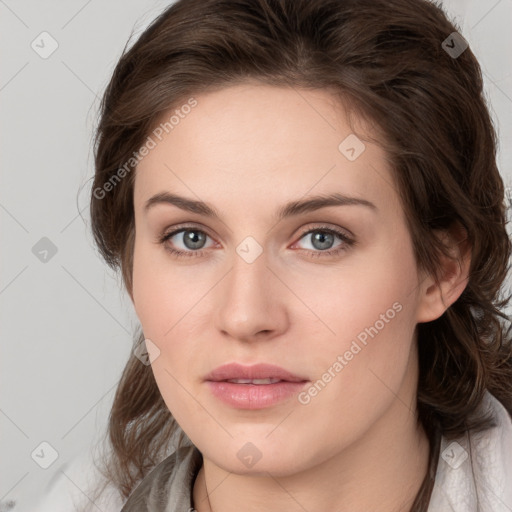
[85,0,512,510]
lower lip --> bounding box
[206,380,309,409]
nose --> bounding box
[213,244,289,344]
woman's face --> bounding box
[131,83,431,475]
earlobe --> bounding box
[416,225,471,324]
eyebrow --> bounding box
[144,191,377,221]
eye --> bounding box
[158,226,215,259]
[158,224,355,259]
[293,225,355,258]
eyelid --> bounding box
[296,222,355,240]
[159,221,215,239]
[159,223,217,247]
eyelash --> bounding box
[157,224,356,260]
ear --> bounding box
[416,222,471,324]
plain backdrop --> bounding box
[1,0,511,510]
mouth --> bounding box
[204,363,309,409]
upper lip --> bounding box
[205,363,308,382]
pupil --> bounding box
[185,230,205,249]
[313,231,333,250]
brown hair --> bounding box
[87,0,512,510]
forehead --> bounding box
[133,84,399,218]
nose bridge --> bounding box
[225,240,271,314]
[214,238,286,339]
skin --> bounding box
[130,83,471,512]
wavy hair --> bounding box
[85,0,512,510]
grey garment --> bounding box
[121,445,203,512]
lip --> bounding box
[204,363,308,383]
[204,363,309,409]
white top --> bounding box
[21,391,512,511]
[429,391,512,510]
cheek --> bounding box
[132,240,175,342]
[297,234,420,401]
[131,245,202,420]
[295,231,418,346]
[131,240,213,375]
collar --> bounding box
[121,443,202,512]
[428,391,512,511]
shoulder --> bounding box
[428,391,512,512]
[121,444,203,512]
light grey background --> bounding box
[1,0,511,510]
